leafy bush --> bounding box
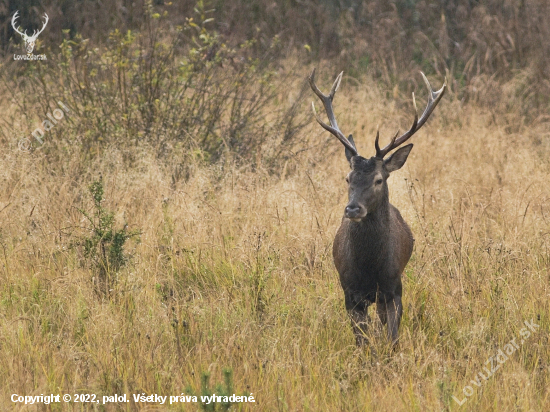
[76,179,140,285]
[3,0,310,172]
[5,0,550,122]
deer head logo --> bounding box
[11,11,49,54]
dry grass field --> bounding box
[1,66,549,411]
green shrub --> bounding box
[187,368,252,411]
[76,179,140,285]
[4,0,309,172]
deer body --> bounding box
[309,69,445,345]
[333,170,414,344]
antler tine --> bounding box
[374,128,380,156]
[311,103,358,155]
[309,69,358,156]
[309,69,344,130]
[35,13,49,37]
[329,71,343,101]
[376,72,446,158]
[416,71,446,129]
[28,13,48,40]
[375,128,400,158]
[11,11,26,37]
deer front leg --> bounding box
[377,295,402,345]
[349,308,370,346]
[345,294,370,346]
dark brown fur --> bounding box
[308,68,445,345]
[333,153,414,345]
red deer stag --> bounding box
[309,69,446,345]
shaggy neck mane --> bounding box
[348,191,392,268]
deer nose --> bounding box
[345,204,362,219]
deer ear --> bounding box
[384,144,413,173]
[345,134,357,164]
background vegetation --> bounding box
[4,0,550,120]
[0,0,549,410]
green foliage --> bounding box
[5,0,308,171]
[76,180,140,279]
[5,0,550,123]
[187,369,241,411]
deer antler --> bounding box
[309,69,358,157]
[375,72,446,158]
[11,11,27,38]
[28,13,49,40]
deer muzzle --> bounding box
[345,203,366,221]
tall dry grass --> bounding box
[0,70,549,410]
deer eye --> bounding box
[375,179,383,185]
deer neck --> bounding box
[348,196,391,260]
[357,198,390,229]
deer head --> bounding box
[309,69,446,221]
[11,11,49,54]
